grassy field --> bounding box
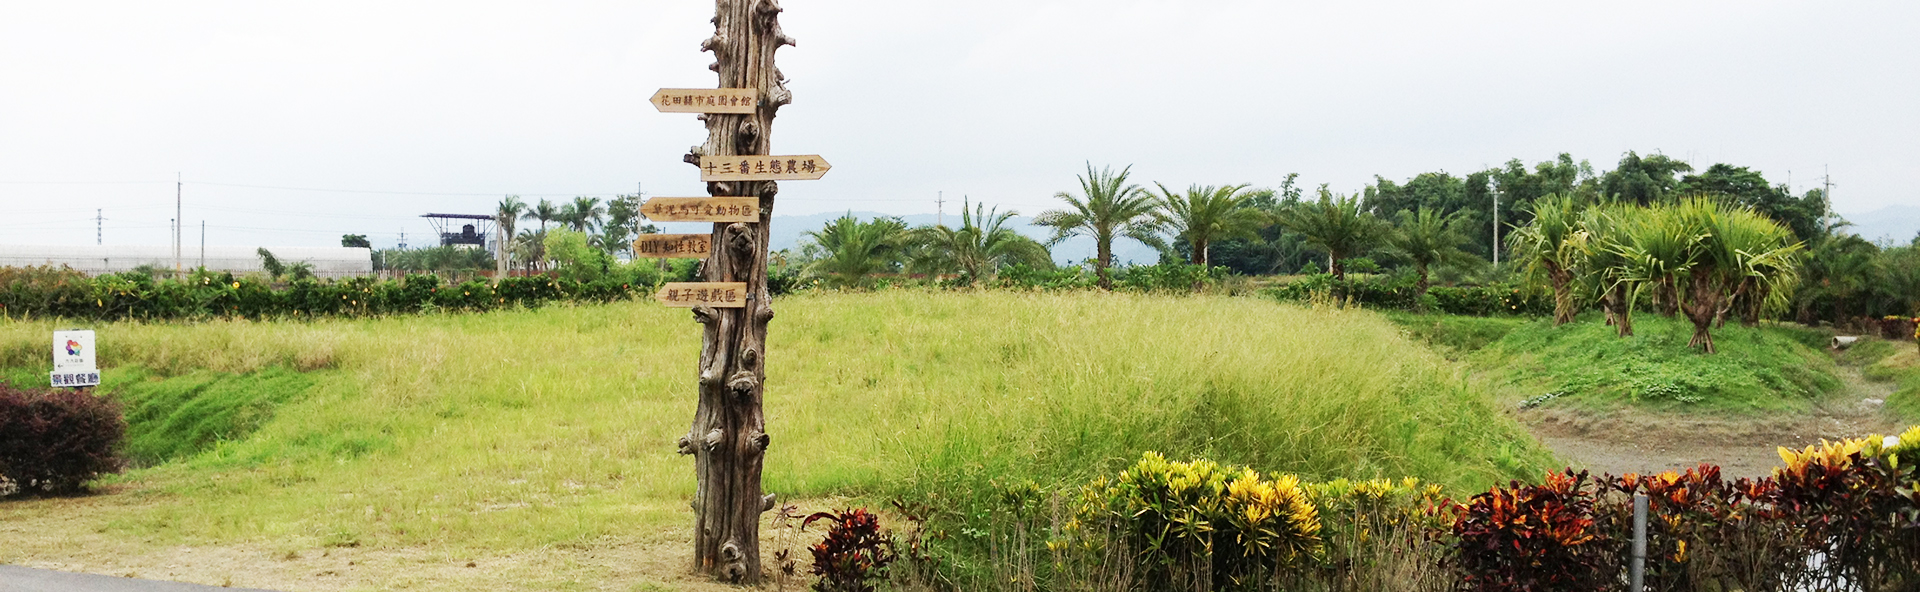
[0,292,1549,590]
[1387,311,1844,413]
[1842,337,1920,418]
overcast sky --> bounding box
[2,1,1914,250]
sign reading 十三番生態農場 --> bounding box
[50,330,100,388]
[697,155,831,182]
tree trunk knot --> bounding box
[749,430,770,451]
[755,305,775,323]
[692,306,718,325]
[683,146,704,165]
[760,493,777,512]
[676,434,696,455]
[703,428,724,451]
[740,348,759,370]
[726,223,756,255]
[727,371,759,395]
[736,121,761,151]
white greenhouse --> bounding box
[0,245,373,279]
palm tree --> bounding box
[1273,189,1387,281]
[1149,183,1267,267]
[1577,203,1639,336]
[1382,207,1478,305]
[567,197,606,233]
[801,214,911,288]
[496,196,526,270]
[523,199,560,234]
[910,199,1052,285]
[1034,163,1164,290]
[1671,197,1803,352]
[1505,194,1587,325]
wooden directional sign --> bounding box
[642,197,761,222]
[651,88,758,114]
[656,282,748,308]
[633,234,712,258]
[698,155,831,182]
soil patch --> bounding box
[1518,359,1903,479]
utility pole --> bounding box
[673,1,798,583]
[1491,184,1501,267]
[200,221,206,269]
[95,209,105,245]
[398,229,407,250]
[937,191,945,227]
[175,173,183,279]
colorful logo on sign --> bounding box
[65,339,81,356]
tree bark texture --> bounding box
[1547,263,1576,326]
[674,0,795,584]
[1684,267,1721,353]
[1602,282,1633,337]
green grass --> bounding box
[1838,337,1920,420]
[1466,312,1842,412]
[1383,312,1528,358]
[0,292,1549,558]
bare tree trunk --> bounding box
[673,0,795,584]
[1548,263,1576,326]
[1604,282,1633,337]
[1684,268,1719,353]
[1414,262,1430,311]
[1096,235,1114,290]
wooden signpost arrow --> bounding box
[697,155,831,182]
[655,282,748,308]
[651,88,758,114]
[642,197,761,223]
[632,234,712,258]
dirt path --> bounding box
[1518,359,1903,480]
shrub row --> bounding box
[901,428,1920,592]
[0,383,126,497]
[0,265,699,321]
[1266,274,1556,316]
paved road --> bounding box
[0,566,275,592]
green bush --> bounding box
[0,265,663,322]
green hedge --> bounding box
[1267,274,1554,316]
[0,265,681,321]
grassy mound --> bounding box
[1470,313,1842,412]
[0,293,1547,557]
[1843,338,1920,420]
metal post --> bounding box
[1631,493,1648,591]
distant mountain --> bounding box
[652,212,1163,266]
[1839,205,1920,245]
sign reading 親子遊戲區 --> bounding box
[651,88,759,114]
[50,330,99,388]
[634,234,713,258]
[642,197,760,223]
[697,155,831,182]
[655,282,748,308]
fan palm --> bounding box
[1034,163,1163,290]
[1273,189,1387,281]
[910,199,1052,285]
[1505,194,1587,325]
[1382,207,1479,305]
[1150,183,1267,267]
[801,214,911,289]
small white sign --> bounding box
[51,330,100,388]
